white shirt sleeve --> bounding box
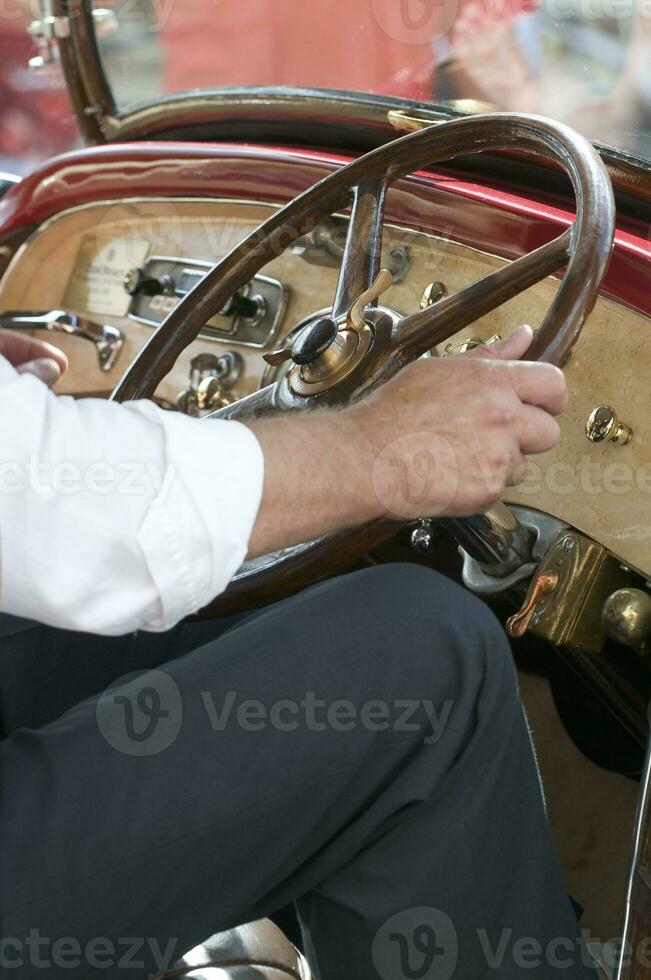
[0,356,264,636]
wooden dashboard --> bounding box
[1,195,651,578]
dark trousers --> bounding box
[0,565,595,979]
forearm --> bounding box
[245,406,382,558]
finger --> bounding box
[503,361,569,416]
[0,330,68,374]
[506,451,530,488]
[466,324,533,362]
[514,403,561,455]
[473,438,524,495]
[17,358,63,387]
[497,446,526,488]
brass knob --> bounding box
[442,334,501,357]
[602,588,651,655]
[585,405,632,445]
[176,388,199,416]
[419,281,447,310]
[196,376,235,411]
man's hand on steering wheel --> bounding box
[352,324,567,518]
[246,324,567,558]
[0,330,68,387]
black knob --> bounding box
[124,268,172,297]
[291,317,338,365]
[220,290,263,320]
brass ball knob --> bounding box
[602,588,651,654]
[196,376,235,411]
[419,281,447,310]
[176,388,198,416]
[585,405,632,445]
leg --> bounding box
[0,615,241,736]
[0,565,592,979]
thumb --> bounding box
[467,324,534,362]
[17,357,63,387]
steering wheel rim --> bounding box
[111,113,615,615]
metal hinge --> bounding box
[27,5,118,73]
[27,1,70,73]
[387,101,497,133]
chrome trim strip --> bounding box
[616,735,651,980]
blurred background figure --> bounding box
[443,0,651,158]
[154,0,439,100]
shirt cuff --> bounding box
[136,416,264,631]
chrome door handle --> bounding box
[0,310,124,372]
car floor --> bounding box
[518,668,640,943]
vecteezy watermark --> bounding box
[0,931,179,972]
[369,0,651,41]
[369,429,651,521]
[371,0,459,45]
[96,669,183,757]
[97,671,455,756]
[372,907,458,980]
[202,691,454,746]
[371,432,466,520]
[106,0,178,32]
[475,928,651,972]
[517,454,651,498]
[372,912,651,977]
[0,456,175,501]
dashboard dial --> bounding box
[64,234,150,317]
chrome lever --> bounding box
[0,311,124,373]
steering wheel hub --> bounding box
[289,318,373,395]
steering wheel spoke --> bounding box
[331,176,388,321]
[395,229,573,359]
[206,380,280,422]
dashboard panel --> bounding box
[1,196,651,578]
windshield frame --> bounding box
[52,0,651,212]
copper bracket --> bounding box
[506,531,631,654]
[507,572,559,639]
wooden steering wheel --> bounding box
[112,113,615,615]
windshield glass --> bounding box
[97,0,651,161]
